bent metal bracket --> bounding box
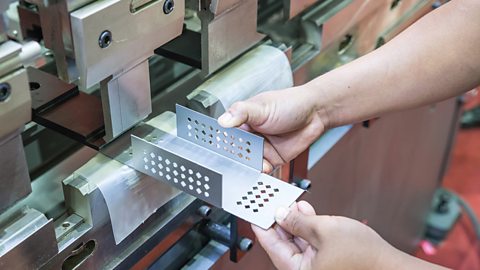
[131,104,304,229]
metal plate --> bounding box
[130,125,304,229]
[222,173,304,229]
[132,135,222,207]
[176,104,264,171]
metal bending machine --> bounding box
[0,0,457,269]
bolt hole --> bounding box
[163,0,175,14]
[0,83,11,102]
[98,30,112,48]
[29,82,40,91]
[62,222,70,228]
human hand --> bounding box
[251,201,405,270]
[218,87,327,173]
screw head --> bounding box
[98,30,112,49]
[163,0,175,14]
[0,83,11,102]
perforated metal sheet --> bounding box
[132,136,222,207]
[223,173,304,228]
[131,110,304,229]
[176,104,264,171]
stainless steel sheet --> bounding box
[176,104,264,171]
[131,108,304,229]
[132,136,222,207]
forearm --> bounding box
[378,246,450,270]
[306,0,480,129]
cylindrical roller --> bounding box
[187,44,293,118]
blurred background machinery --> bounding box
[0,0,456,269]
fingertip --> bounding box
[218,112,234,127]
[274,207,290,223]
[297,201,316,216]
[262,160,273,174]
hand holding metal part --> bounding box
[218,87,327,173]
[131,105,304,229]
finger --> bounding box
[274,224,293,241]
[293,237,309,252]
[218,101,266,128]
[297,201,316,216]
[289,202,310,252]
[238,123,254,132]
[275,206,322,247]
[263,159,273,174]
[263,139,286,167]
[251,224,302,269]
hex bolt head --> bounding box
[0,83,11,102]
[163,0,174,14]
[197,205,212,218]
[238,237,253,252]
[98,30,112,49]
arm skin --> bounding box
[218,1,478,269]
[251,201,449,270]
[218,0,480,172]
[309,0,480,129]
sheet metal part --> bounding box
[131,105,304,229]
[132,137,222,207]
[176,104,264,171]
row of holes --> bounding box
[187,118,251,145]
[186,117,253,161]
[143,151,211,198]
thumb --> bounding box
[218,101,266,128]
[275,206,321,246]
